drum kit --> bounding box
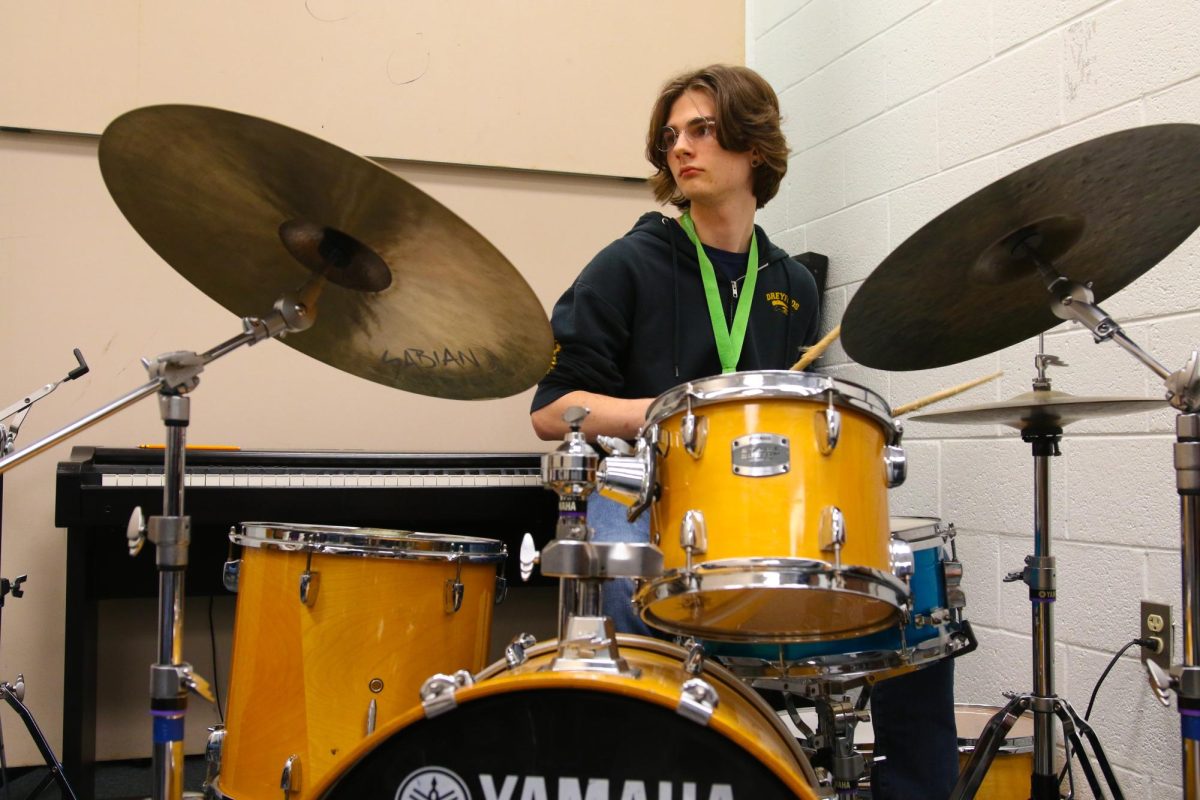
[0,106,1199,800]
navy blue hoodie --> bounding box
[531,211,820,410]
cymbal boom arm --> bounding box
[1019,241,1193,406]
[0,293,314,477]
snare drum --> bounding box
[634,371,908,642]
[211,523,507,800]
[312,636,820,799]
[705,517,973,687]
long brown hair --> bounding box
[646,64,789,210]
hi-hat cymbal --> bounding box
[842,124,1200,371]
[911,389,1166,431]
[98,105,553,400]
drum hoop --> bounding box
[645,370,895,433]
[475,634,820,790]
[719,622,974,686]
[232,522,507,562]
[635,562,908,643]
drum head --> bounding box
[233,522,506,562]
[319,689,803,799]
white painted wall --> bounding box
[751,0,1200,796]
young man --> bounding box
[530,64,956,800]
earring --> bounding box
[751,158,761,167]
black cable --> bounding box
[1056,637,1152,792]
[208,595,224,724]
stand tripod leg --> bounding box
[0,685,78,800]
[949,695,1029,800]
[1054,700,1124,800]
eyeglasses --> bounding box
[656,116,716,152]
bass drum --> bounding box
[313,636,820,800]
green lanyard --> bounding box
[678,211,759,374]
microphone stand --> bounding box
[0,350,90,800]
[0,287,320,800]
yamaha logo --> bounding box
[396,767,471,800]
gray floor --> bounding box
[0,756,206,800]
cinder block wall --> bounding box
[749,1,1200,795]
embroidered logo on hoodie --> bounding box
[764,290,800,315]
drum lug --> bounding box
[504,632,538,668]
[677,677,719,725]
[280,754,301,796]
[202,725,224,797]
[817,403,841,455]
[889,538,915,581]
[883,444,908,487]
[444,555,465,613]
[819,507,845,569]
[494,573,509,605]
[943,559,967,610]
[298,569,319,607]
[682,394,707,459]
[683,639,706,676]
[680,510,708,571]
[222,559,240,593]
[419,669,474,718]
[299,551,319,607]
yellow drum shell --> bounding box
[644,373,902,641]
[217,525,501,800]
[311,635,819,799]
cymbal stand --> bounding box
[0,289,319,800]
[1017,239,1200,797]
[951,354,1123,799]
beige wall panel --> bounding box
[0,128,658,762]
[0,1,744,177]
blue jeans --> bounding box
[587,494,657,638]
[870,657,958,800]
[588,495,959,800]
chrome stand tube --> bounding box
[151,395,190,800]
[1027,432,1060,798]
[1177,415,1200,798]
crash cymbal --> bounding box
[98,105,553,400]
[842,124,1200,371]
[911,389,1166,431]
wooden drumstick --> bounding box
[791,324,841,371]
[893,370,1004,416]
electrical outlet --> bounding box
[1141,600,1173,673]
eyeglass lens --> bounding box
[658,117,713,151]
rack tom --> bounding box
[630,371,908,641]
[210,523,507,800]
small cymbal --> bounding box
[98,105,553,400]
[842,124,1200,371]
[911,389,1166,430]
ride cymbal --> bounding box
[842,124,1200,371]
[98,105,553,400]
[911,389,1165,431]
